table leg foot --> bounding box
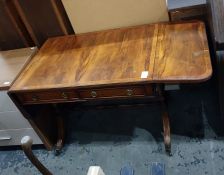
[55,139,63,155]
[162,111,171,156]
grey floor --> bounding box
[1,80,224,175]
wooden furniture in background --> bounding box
[13,0,74,48]
[216,51,224,118]
[9,21,212,155]
[0,47,42,146]
[62,0,169,33]
[168,0,207,22]
[0,0,33,50]
[0,0,74,51]
[207,0,224,119]
[207,0,224,50]
[0,47,36,90]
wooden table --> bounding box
[8,21,212,154]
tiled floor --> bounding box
[0,80,224,175]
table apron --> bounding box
[15,84,159,105]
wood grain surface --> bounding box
[0,47,37,90]
[10,21,212,92]
[153,22,211,82]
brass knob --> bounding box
[32,95,38,101]
[61,92,68,99]
[91,91,97,98]
[127,89,133,96]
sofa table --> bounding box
[8,21,212,154]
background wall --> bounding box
[62,0,169,33]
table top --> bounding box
[10,21,212,92]
[0,47,37,91]
[207,0,224,49]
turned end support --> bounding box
[21,136,52,175]
[21,136,33,149]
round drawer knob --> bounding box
[32,95,38,101]
[61,92,68,99]
[91,91,97,98]
[127,89,133,96]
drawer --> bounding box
[79,86,153,99]
[17,90,79,104]
[0,128,42,146]
[0,91,18,112]
[0,111,31,130]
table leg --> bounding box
[21,136,53,175]
[157,84,171,155]
[161,102,171,155]
[55,114,65,155]
[52,104,65,155]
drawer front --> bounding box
[0,128,42,146]
[17,86,154,104]
[79,86,153,99]
[0,111,31,130]
[18,90,79,104]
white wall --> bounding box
[62,0,169,33]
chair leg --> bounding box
[21,136,53,175]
